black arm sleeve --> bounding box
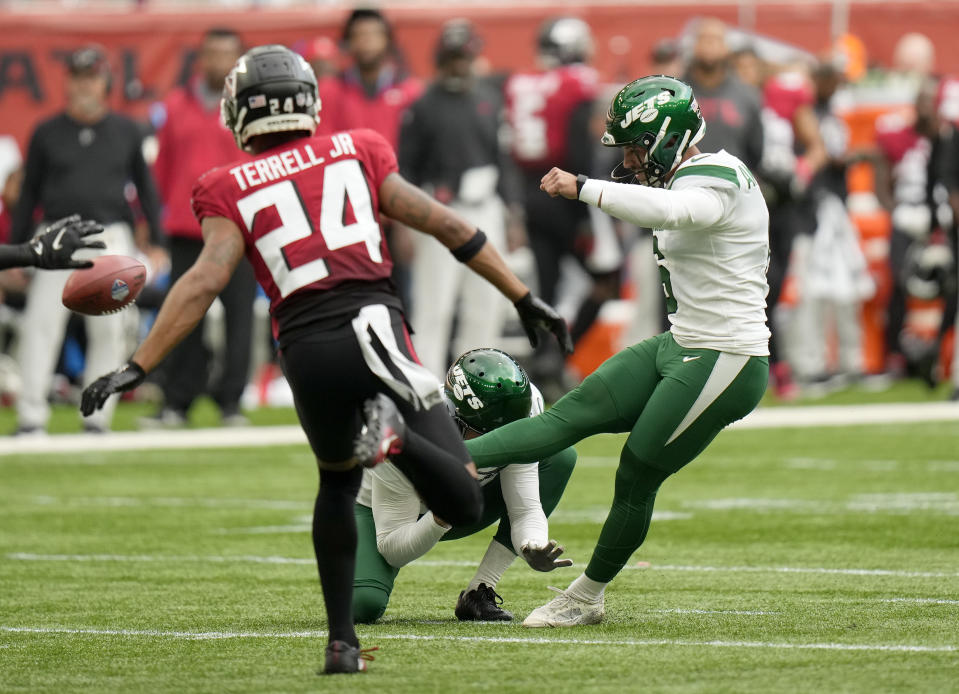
[10,126,46,244]
[565,99,595,175]
[128,125,163,246]
[0,243,33,270]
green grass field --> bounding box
[1,416,957,693]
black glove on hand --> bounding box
[514,292,574,354]
[80,360,146,416]
[29,214,106,269]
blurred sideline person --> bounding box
[144,27,255,428]
[317,7,421,147]
[352,349,575,623]
[399,20,517,377]
[875,78,955,381]
[12,46,162,434]
[684,17,764,172]
[80,45,571,674]
[759,67,828,398]
[318,7,424,306]
[460,76,769,626]
[505,17,620,396]
[787,59,873,393]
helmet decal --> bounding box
[601,76,705,187]
[444,349,531,435]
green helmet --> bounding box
[444,349,531,435]
[601,75,706,188]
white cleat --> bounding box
[522,587,604,627]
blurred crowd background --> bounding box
[1,0,958,433]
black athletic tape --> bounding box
[576,174,589,198]
[451,229,487,263]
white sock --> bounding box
[467,540,516,591]
[566,573,607,602]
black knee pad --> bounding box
[444,478,484,528]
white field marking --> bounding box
[550,509,692,523]
[29,495,308,511]
[7,553,959,580]
[880,598,959,606]
[928,461,959,472]
[213,525,310,535]
[214,511,692,534]
[784,457,838,470]
[0,625,955,654]
[680,494,959,516]
[681,498,820,511]
[649,608,779,615]
[2,402,958,458]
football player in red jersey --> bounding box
[504,17,621,394]
[80,45,571,675]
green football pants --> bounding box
[352,446,577,623]
[465,332,768,582]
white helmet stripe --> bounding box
[671,128,692,171]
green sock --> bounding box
[585,451,671,583]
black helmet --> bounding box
[435,19,483,66]
[537,17,593,66]
[221,44,319,152]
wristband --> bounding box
[451,229,487,262]
[576,174,589,198]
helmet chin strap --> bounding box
[610,161,667,188]
[610,162,636,184]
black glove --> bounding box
[29,214,106,269]
[514,292,574,354]
[80,360,146,416]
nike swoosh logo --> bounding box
[52,228,68,251]
[682,356,701,362]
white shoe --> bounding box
[522,587,604,627]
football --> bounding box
[61,254,147,316]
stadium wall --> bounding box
[1,1,959,149]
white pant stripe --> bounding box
[352,304,443,411]
[665,352,750,445]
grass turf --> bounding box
[1,420,957,692]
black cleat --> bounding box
[322,640,377,674]
[455,583,513,622]
[354,394,406,468]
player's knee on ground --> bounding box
[352,586,390,624]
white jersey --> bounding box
[579,150,770,356]
[356,385,548,568]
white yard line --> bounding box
[881,598,959,606]
[2,402,957,457]
[649,609,779,615]
[0,625,954,654]
[7,552,959,579]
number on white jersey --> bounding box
[236,159,382,298]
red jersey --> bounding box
[316,70,423,150]
[153,83,245,240]
[763,72,814,122]
[875,110,930,206]
[191,128,399,341]
[504,64,598,172]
